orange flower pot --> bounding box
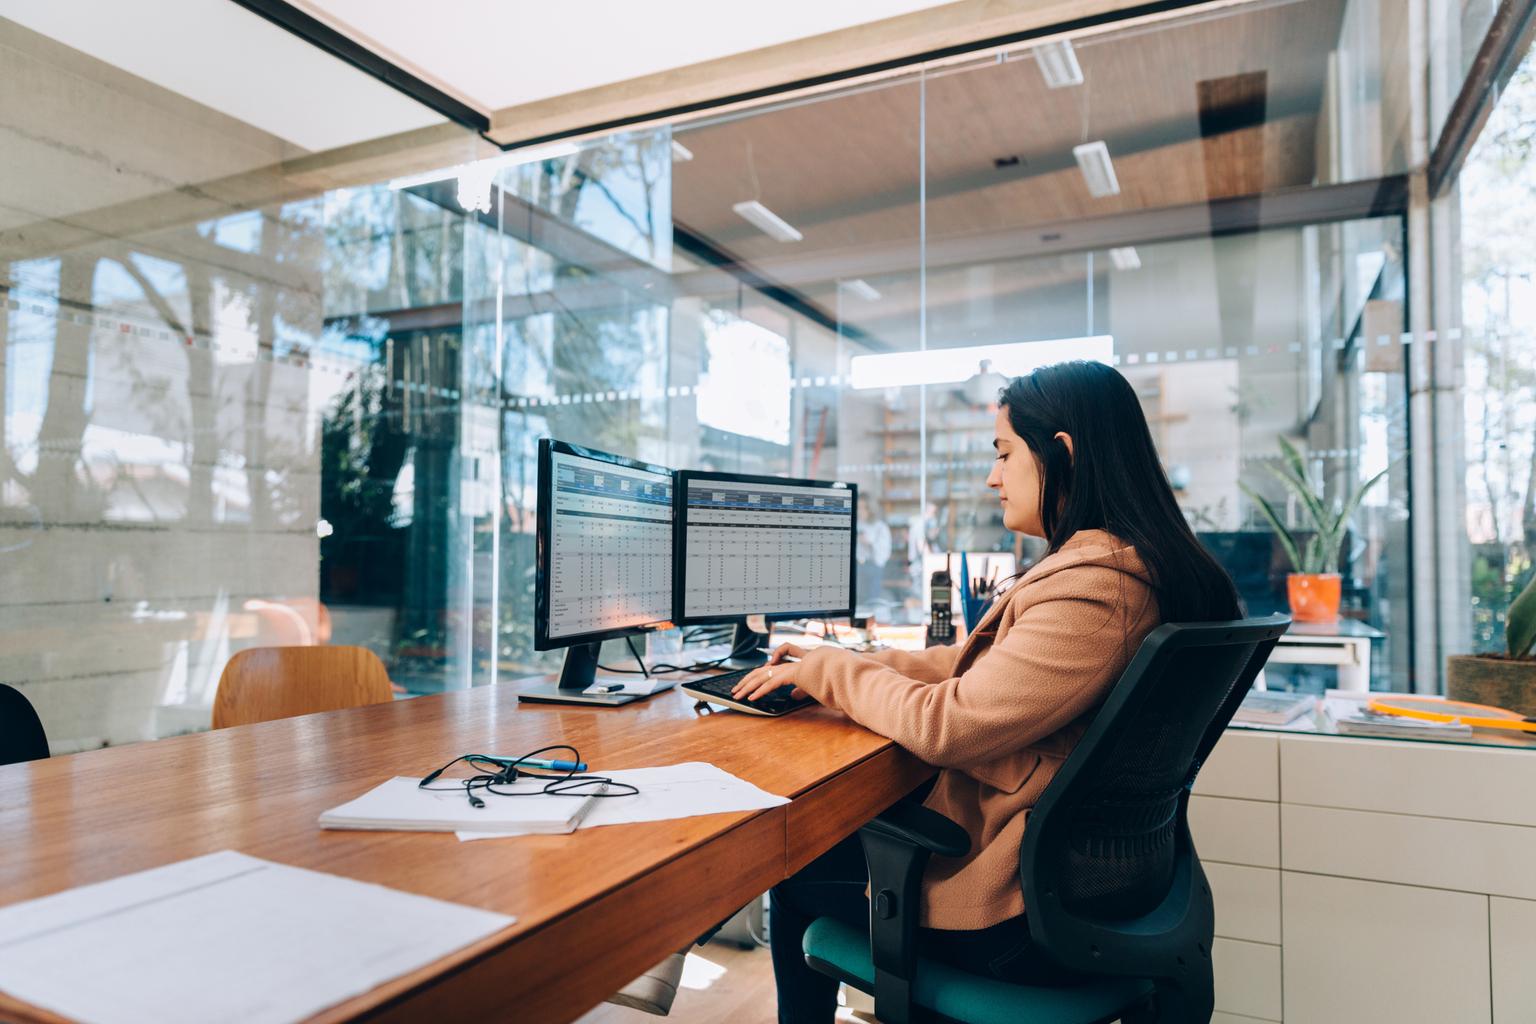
[1287,573,1342,623]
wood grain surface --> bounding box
[0,679,929,1024]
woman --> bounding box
[732,360,1241,1022]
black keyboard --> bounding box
[680,668,815,717]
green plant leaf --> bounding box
[1507,574,1536,659]
[1331,464,1394,537]
[1324,462,1398,574]
[1239,482,1303,572]
[1277,433,1309,482]
[1302,534,1324,575]
[1275,435,1330,523]
[1264,454,1329,534]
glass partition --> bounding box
[6,0,1524,751]
[1458,47,1536,655]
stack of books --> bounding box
[1231,690,1317,727]
[1332,709,1473,741]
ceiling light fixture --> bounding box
[671,140,695,162]
[841,279,881,301]
[732,200,803,242]
[1108,247,1141,271]
[1073,141,1121,198]
[1034,39,1084,89]
[849,336,1114,390]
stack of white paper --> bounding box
[457,761,789,841]
[0,850,513,1024]
[320,776,591,833]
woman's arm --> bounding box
[847,644,960,685]
[791,565,1156,769]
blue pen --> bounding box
[489,755,587,772]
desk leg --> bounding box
[1337,638,1370,692]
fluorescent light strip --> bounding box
[1034,39,1084,89]
[849,336,1114,390]
[1109,246,1141,271]
[841,278,882,301]
[732,200,803,242]
[1073,141,1121,198]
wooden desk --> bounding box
[0,682,930,1024]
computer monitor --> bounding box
[526,438,675,705]
[673,471,857,665]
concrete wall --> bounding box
[0,20,329,751]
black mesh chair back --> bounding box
[0,684,50,766]
[1019,614,1289,1020]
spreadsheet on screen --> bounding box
[682,482,852,618]
[548,450,673,639]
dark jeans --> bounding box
[770,833,1078,1024]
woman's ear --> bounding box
[1054,431,1075,462]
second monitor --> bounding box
[674,471,856,665]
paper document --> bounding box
[320,776,593,833]
[0,850,513,1024]
[458,761,789,841]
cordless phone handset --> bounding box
[927,567,955,647]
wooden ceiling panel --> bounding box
[672,0,1347,266]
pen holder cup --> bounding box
[962,597,993,634]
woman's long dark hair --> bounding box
[1000,361,1241,624]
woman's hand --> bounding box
[731,643,812,703]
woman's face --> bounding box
[986,405,1045,538]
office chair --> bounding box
[1,684,51,766]
[212,646,393,728]
[801,614,1290,1024]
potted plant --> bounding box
[1446,575,1536,716]
[1239,436,1391,623]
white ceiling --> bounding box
[292,0,962,111]
[0,0,445,152]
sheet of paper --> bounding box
[320,776,584,832]
[0,850,513,1024]
[457,761,789,841]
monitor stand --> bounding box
[516,641,674,707]
[723,620,771,669]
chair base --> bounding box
[803,918,1153,1024]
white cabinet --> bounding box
[1188,729,1536,1023]
[1206,862,1281,945]
[1281,873,1490,1023]
[1282,803,1536,900]
[1195,730,1278,801]
[1211,937,1282,1021]
[1189,795,1280,869]
[1492,897,1536,1023]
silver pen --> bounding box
[567,782,609,831]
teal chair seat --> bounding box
[803,917,1153,1024]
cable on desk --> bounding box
[417,745,640,808]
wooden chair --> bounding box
[212,646,394,729]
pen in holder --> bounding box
[957,553,978,634]
[958,552,999,633]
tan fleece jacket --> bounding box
[793,529,1160,930]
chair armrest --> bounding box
[861,802,971,858]
[856,807,970,1024]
